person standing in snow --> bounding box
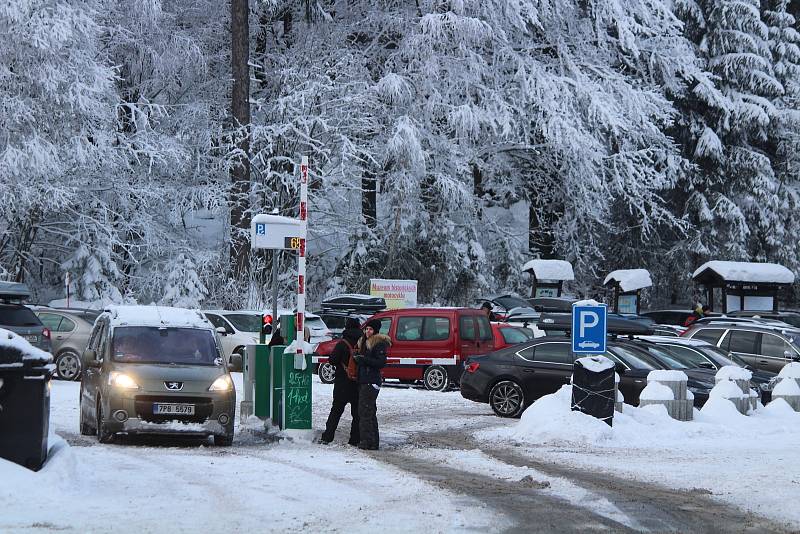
[353,318,390,450]
[481,301,498,321]
[320,318,362,445]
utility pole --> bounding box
[230,0,251,280]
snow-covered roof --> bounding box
[105,306,212,329]
[603,269,652,292]
[521,259,574,281]
[692,261,795,284]
[0,328,52,368]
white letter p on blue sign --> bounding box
[579,311,599,338]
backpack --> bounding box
[340,339,358,382]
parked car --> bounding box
[638,335,777,401]
[80,305,235,446]
[314,307,494,391]
[0,282,51,354]
[728,310,800,329]
[32,307,98,381]
[682,322,800,373]
[460,336,674,417]
[203,310,261,370]
[651,324,685,337]
[609,338,717,407]
[491,323,534,350]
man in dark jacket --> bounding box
[354,318,390,450]
[320,318,362,445]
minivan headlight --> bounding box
[209,375,233,392]
[109,372,139,390]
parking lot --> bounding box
[3,373,800,533]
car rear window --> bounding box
[224,313,261,333]
[112,327,221,365]
[0,306,42,327]
[726,330,759,354]
[396,316,450,341]
[500,327,532,345]
[459,316,476,341]
[691,328,725,344]
[476,316,493,341]
[609,346,660,370]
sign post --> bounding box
[249,156,312,432]
[571,303,608,354]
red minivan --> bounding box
[313,308,494,391]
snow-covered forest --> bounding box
[2,0,800,308]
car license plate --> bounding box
[153,403,195,415]
[24,335,38,343]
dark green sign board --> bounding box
[284,355,312,429]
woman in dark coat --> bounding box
[353,319,390,450]
[320,318,362,445]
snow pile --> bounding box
[0,328,52,367]
[603,269,653,292]
[489,386,613,445]
[647,370,688,382]
[639,382,674,401]
[709,379,747,399]
[575,355,614,373]
[573,299,602,307]
[715,365,752,381]
[778,362,800,379]
[521,259,574,281]
[773,378,800,396]
[692,261,795,284]
[479,384,800,449]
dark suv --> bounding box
[0,282,51,353]
[683,322,800,373]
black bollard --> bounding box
[571,356,616,426]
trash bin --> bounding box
[0,342,53,471]
[571,356,615,427]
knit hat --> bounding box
[365,319,382,333]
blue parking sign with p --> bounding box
[572,304,607,354]
[255,223,266,236]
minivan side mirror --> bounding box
[82,349,100,368]
[216,326,228,337]
[229,353,243,371]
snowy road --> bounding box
[1,377,798,533]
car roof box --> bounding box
[537,312,653,335]
[320,294,387,312]
[0,281,31,302]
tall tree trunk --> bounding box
[362,169,377,229]
[230,0,251,280]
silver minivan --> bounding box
[684,322,800,373]
[79,306,236,446]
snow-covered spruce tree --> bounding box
[672,0,784,271]
[760,0,800,270]
[0,0,118,282]
[160,253,208,308]
[62,229,124,304]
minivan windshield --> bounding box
[112,327,220,366]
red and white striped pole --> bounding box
[296,156,308,357]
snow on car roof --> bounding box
[603,269,653,292]
[105,305,212,329]
[692,261,795,284]
[0,328,52,365]
[520,259,574,281]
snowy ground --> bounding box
[0,376,502,533]
[476,385,800,528]
[2,376,800,532]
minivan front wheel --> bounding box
[423,366,449,391]
[489,380,525,418]
[96,399,114,444]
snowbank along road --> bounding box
[2,376,798,533]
